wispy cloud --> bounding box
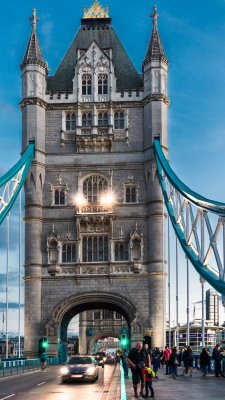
[41,14,54,54]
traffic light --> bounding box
[39,336,49,355]
[121,334,128,348]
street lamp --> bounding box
[100,191,116,207]
[73,193,87,207]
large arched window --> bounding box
[82,113,92,127]
[82,74,92,95]
[83,175,108,203]
[98,74,108,95]
[114,112,125,129]
[62,244,76,263]
[98,112,108,126]
[66,113,76,131]
[82,236,109,262]
[115,242,129,261]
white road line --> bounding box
[36,382,46,386]
[0,395,16,400]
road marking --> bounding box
[0,395,16,400]
[36,382,46,386]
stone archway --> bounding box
[88,331,121,354]
[46,291,144,356]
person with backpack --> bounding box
[200,347,210,376]
[182,346,193,376]
[168,347,179,379]
[142,364,155,398]
[212,344,224,377]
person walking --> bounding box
[151,347,161,379]
[163,345,171,375]
[143,343,151,367]
[168,347,179,379]
[200,347,210,376]
[127,342,147,398]
[121,348,129,378]
[182,346,193,376]
[213,344,224,377]
[142,364,155,398]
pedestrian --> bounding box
[151,347,161,378]
[212,344,224,377]
[142,364,155,398]
[182,346,193,377]
[143,343,151,367]
[163,345,171,375]
[121,348,129,378]
[168,347,179,379]
[127,342,146,398]
[200,347,210,377]
[40,352,47,372]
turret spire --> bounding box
[143,4,168,66]
[29,8,40,32]
[21,8,47,71]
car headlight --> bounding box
[60,366,69,375]
[99,360,103,364]
[103,357,107,362]
[86,366,96,375]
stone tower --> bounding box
[21,2,169,357]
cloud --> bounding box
[0,302,24,309]
[41,15,54,54]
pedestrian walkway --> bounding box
[124,366,225,400]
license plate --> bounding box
[71,374,83,378]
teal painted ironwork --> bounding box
[154,138,225,296]
[120,361,127,400]
[154,139,225,216]
[0,142,35,225]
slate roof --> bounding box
[21,30,47,70]
[47,18,143,92]
[144,20,168,65]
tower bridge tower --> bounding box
[21,2,169,357]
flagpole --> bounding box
[6,207,9,359]
[18,190,21,357]
[176,236,179,351]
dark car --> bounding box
[60,355,98,383]
[94,352,107,368]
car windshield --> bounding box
[68,357,93,365]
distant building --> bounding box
[170,319,224,353]
[206,289,219,326]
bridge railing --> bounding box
[0,357,59,378]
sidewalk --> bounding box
[124,366,225,400]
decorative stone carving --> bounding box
[46,320,59,337]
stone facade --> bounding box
[21,4,169,357]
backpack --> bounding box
[146,368,155,379]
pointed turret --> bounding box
[21,9,48,71]
[143,5,168,66]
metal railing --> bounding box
[0,357,59,378]
[193,355,225,374]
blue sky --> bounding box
[1,0,225,334]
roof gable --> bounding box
[47,23,143,92]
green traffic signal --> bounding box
[121,334,128,347]
[40,336,49,351]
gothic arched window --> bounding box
[125,186,137,203]
[115,242,129,261]
[82,74,92,95]
[83,175,108,203]
[114,112,125,129]
[82,113,92,127]
[62,244,76,263]
[82,236,109,262]
[66,113,76,131]
[98,74,108,95]
[54,188,66,205]
[49,240,58,264]
[132,239,141,261]
[98,112,108,126]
